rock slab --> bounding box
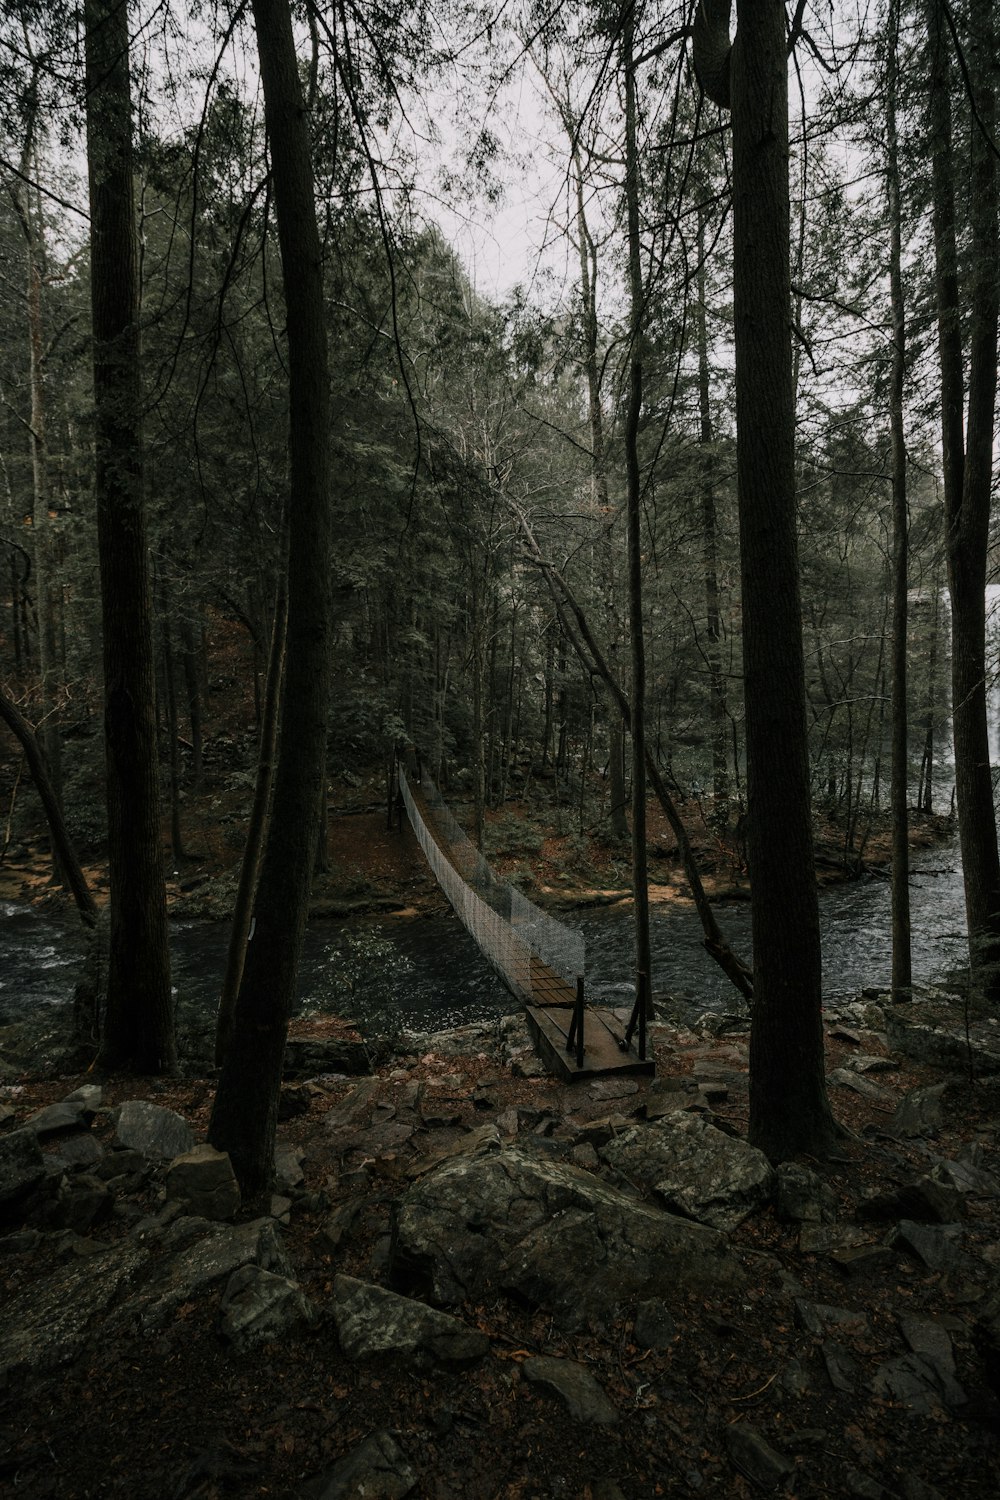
[599,1113,774,1230]
[391,1141,740,1331]
[332,1273,489,1369]
[522,1355,617,1425]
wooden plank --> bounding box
[525,1002,655,1083]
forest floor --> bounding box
[0,630,978,1498]
[1,998,999,1499]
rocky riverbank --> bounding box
[1,989,998,1499]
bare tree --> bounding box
[209,0,332,1205]
[694,0,835,1159]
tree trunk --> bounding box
[926,0,1000,1000]
[694,0,834,1159]
[608,715,628,841]
[921,568,942,814]
[209,0,332,1203]
[85,0,174,1073]
[160,597,187,866]
[9,99,65,869]
[0,689,97,929]
[887,0,912,1002]
[180,618,204,791]
[214,566,287,1067]
[623,5,652,1022]
[568,118,629,844]
[696,206,729,811]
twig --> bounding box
[731,1370,779,1403]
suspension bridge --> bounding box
[395,756,655,1083]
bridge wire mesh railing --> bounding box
[399,765,585,1005]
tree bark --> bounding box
[180,618,204,791]
[570,124,629,844]
[622,2,652,1021]
[694,0,834,1159]
[0,689,97,929]
[214,565,287,1067]
[209,0,332,1204]
[85,0,174,1073]
[696,204,729,810]
[886,0,912,1003]
[926,0,1000,1001]
[8,85,65,869]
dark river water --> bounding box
[0,838,970,1040]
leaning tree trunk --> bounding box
[0,689,97,929]
[694,0,835,1159]
[209,0,332,1205]
[215,562,287,1067]
[510,496,754,1004]
[85,0,174,1073]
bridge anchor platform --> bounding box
[525,1001,655,1083]
[524,956,655,1083]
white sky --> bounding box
[407,67,575,306]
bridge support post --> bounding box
[622,971,648,1061]
[565,975,586,1069]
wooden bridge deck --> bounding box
[525,956,654,1083]
[400,768,654,1084]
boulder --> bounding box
[0,1129,45,1218]
[888,1220,965,1272]
[774,1162,836,1225]
[886,1011,1000,1074]
[823,1341,863,1394]
[48,1134,105,1171]
[25,1100,93,1138]
[390,1141,740,1330]
[828,1244,897,1276]
[131,1216,292,1332]
[114,1101,194,1160]
[829,1068,898,1106]
[64,1084,103,1114]
[793,1300,868,1336]
[898,1316,965,1406]
[870,1352,964,1415]
[0,1240,148,1385]
[274,1143,305,1193]
[599,1114,773,1230]
[522,1354,617,1425]
[45,1172,113,1233]
[858,1175,964,1225]
[166,1145,241,1221]
[315,1430,416,1500]
[724,1423,794,1490]
[218,1265,315,1350]
[283,1036,370,1079]
[927,1150,1000,1198]
[331,1273,489,1369]
[798,1224,869,1256]
[889,1083,948,1139]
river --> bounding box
[0,835,970,1044]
